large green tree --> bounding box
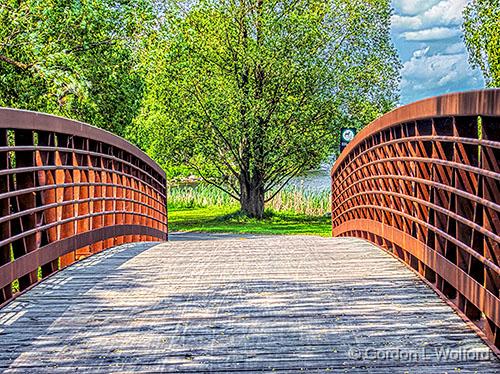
[0,0,153,135]
[132,0,400,218]
[463,0,500,87]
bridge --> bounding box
[0,90,498,372]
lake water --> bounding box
[288,157,335,192]
[174,158,334,193]
[289,167,331,192]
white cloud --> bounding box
[392,14,424,29]
[392,0,442,16]
[402,27,461,41]
[391,0,468,31]
[401,46,480,92]
[391,1,484,103]
[424,0,467,23]
[444,42,465,54]
[413,46,430,58]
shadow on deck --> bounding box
[0,234,498,373]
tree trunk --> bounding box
[240,179,265,219]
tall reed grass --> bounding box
[169,183,330,216]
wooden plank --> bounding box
[0,234,497,372]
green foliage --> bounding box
[0,0,154,135]
[168,206,331,237]
[166,165,193,180]
[463,0,500,87]
[131,0,400,216]
[0,0,400,218]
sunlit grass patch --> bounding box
[168,206,331,237]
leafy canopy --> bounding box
[0,0,154,135]
[132,0,400,207]
[463,0,500,87]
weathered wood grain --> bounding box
[0,233,498,373]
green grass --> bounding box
[168,182,332,236]
[168,205,332,237]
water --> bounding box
[288,156,335,192]
[289,168,331,192]
[173,157,335,193]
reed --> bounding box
[169,183,330,216]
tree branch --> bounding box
[63,39,115,54]
[264,164,305,203]
[0,54,31,70]
[185,160,240,201]
[191,83,245,169]
[264,159,304,191]
[210,156,240,196]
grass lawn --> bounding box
[168,206,332,237]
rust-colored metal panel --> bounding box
[123,153,133,244]
[331,89,500,350]
[89,141,102,253]
[0,108,167,306]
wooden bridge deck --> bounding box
[0,233,497,373]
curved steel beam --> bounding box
[331,89,500,352]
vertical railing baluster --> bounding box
[431,118,456,299]
[104,146,114,249]
[453,116,481,321]
[59,135,76,267]
[139,165,147,241]
[131,158,141,243]
[11,129,39,290]
[123,153,133,244]
[91,141,104,253]
[0,129,12,303]
[37,131,58,277]
[115,150,124,246]
[75,137,90,259]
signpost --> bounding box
[339,127,357,153]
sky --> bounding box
[390,0,485,104]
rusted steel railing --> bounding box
[0,108,167,306]
[331,90,499,350]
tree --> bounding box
[132,0,400,218]
[0,0,154,135]
[463,0,500,87]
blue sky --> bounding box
[391,0,484,104]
